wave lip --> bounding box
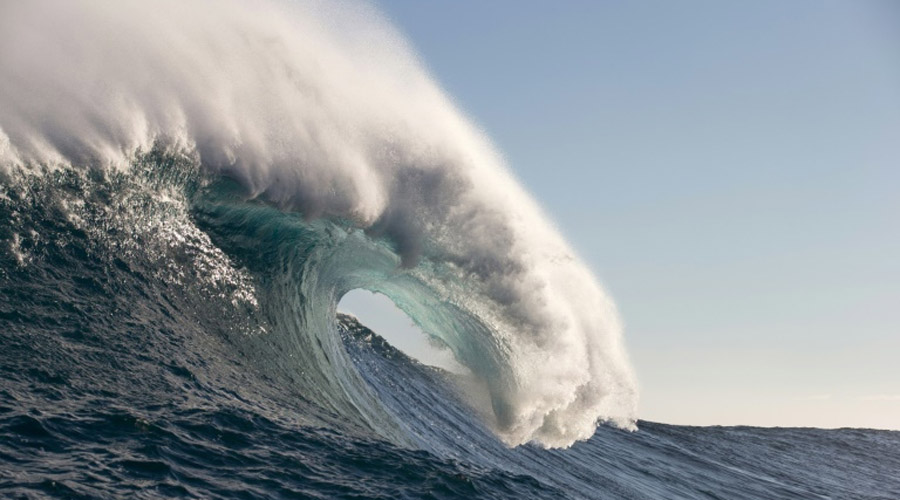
[0,0,637,447]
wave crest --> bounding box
[0,0,636,446]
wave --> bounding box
[0,0,636,447]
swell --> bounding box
[0,0,635,446]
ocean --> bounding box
[1,1,899,498]
[2,160,898,499]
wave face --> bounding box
[0,0,636,448]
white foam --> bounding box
[0,0,637,447]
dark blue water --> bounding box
[2,160,899,499]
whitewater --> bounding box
[0,0,637,448]
[1,1,898,499]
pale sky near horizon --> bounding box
[341,0,900,429]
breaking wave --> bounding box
[0,0,636,447]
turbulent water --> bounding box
[1,1,899,499]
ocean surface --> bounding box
[1,162,899,500]
[2,1,899,498]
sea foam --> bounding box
[0,0,636,447]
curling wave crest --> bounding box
[0,0,636,447]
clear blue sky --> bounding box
[348,0,900,429]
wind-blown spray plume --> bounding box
[0,0,637,447]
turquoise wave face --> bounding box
[190,163,504,445]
